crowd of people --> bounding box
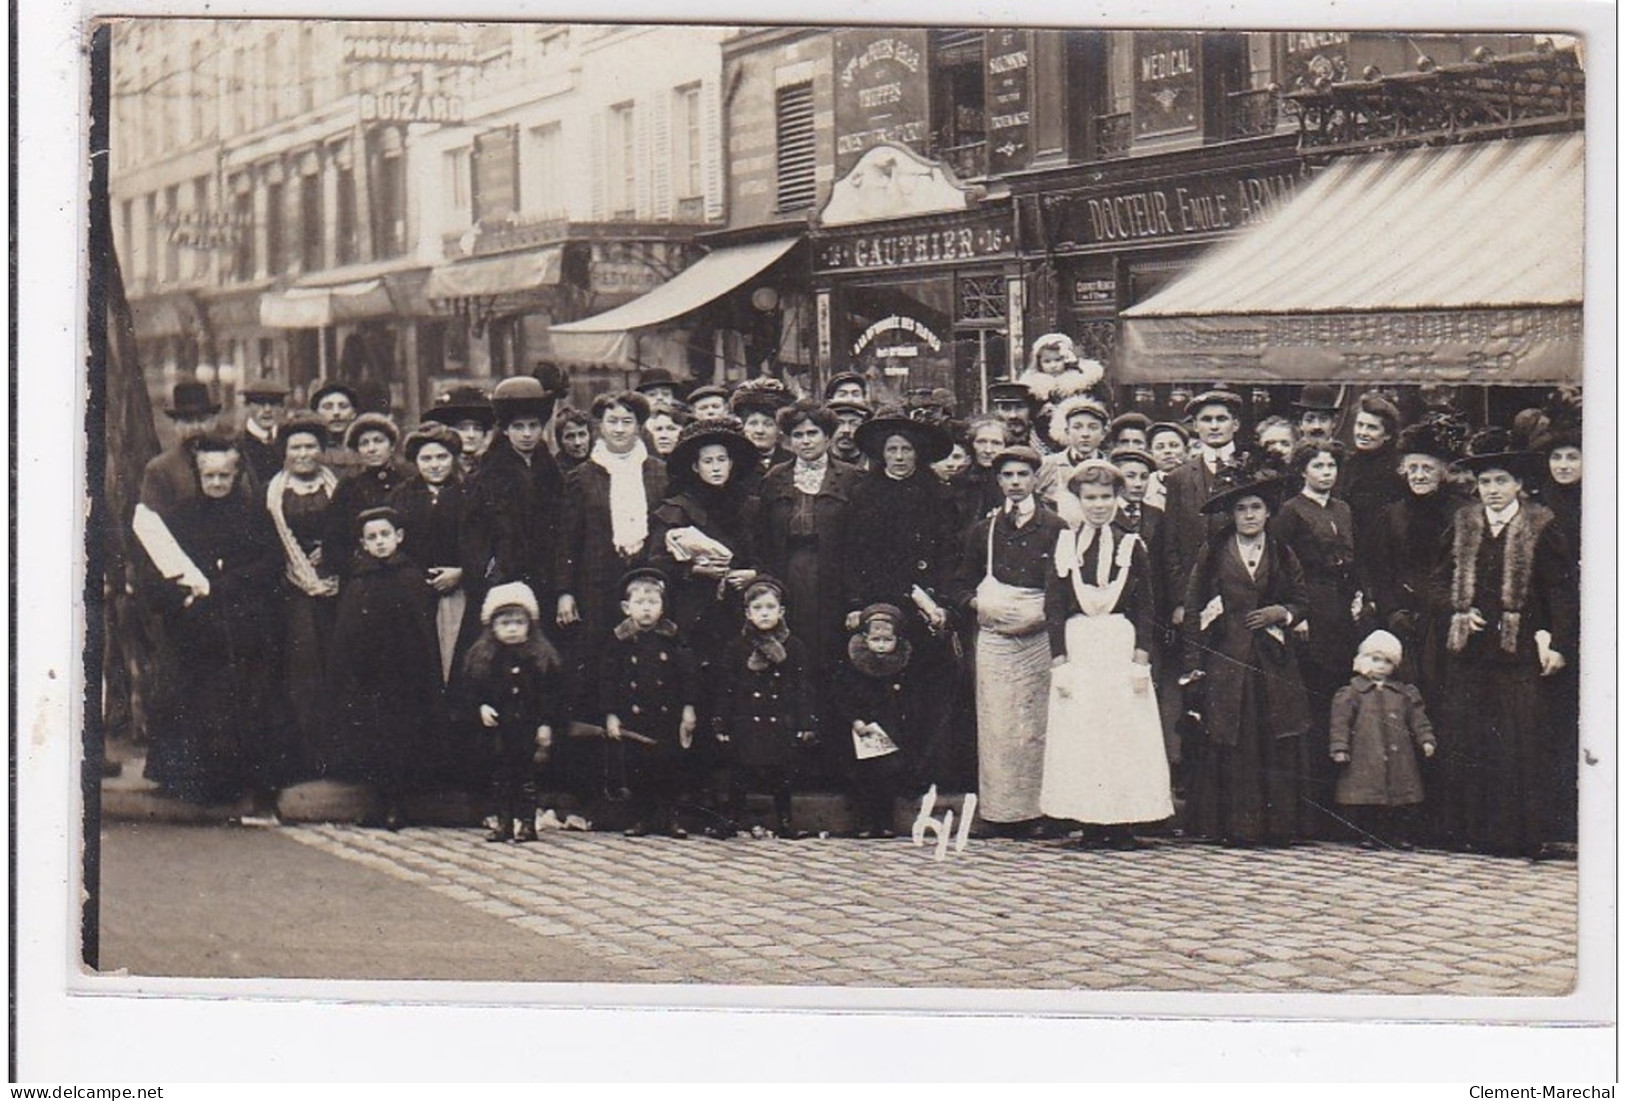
[127,331,1584,860]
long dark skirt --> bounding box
[1185,675,1309,845]
[1437,661,1550,856]
[1545,658,1580,844]
[283,588,338,778]
[1298,656,1352,841]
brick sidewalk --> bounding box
[282,824,1576,995]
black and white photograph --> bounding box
[13,0,1616,1082]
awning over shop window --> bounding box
[547,237,799,365]
[260,279,396,328]
[424,247,564,301]
[1120,133,1584,385]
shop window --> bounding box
[299,168,323,272]
[163,184,181,284]
[957,275,1006,323]
[930,29,986,179]
[264,179,285,275]
[1202,33,1257,140]
[774,82,815,212]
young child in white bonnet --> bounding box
[1329,629,1437,850]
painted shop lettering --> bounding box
[1140,48,1193,82]
[1086,192,1177,241]
[852,314,944,356]
[858,83,903,109]
[854,228,977,267]
[840,38,924,87]
[988,49,1029,75]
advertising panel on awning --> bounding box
[259,279,397,328]
[1120,132,1584,384]
[547,236,799,366]
[424,246,564,300]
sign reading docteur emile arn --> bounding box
[1047,162,1309,250]
[833,28,932,176]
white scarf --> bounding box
[591,438,651,556]
[266,467,339,596]
[793,455,829,496]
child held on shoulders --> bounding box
[831,604,917,839]
[462,581,567,843]
[710,576,817,840]
[599,567,699,839]
[1329,629,1437,851]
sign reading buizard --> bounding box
[358,90,466,124]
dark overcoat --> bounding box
[711,632,817,769]
[1366,488,1465,695]
[556,455,668,649]
[754,457,861,671]
[327,463,409,577]
[839,470,957,619]
[597,620,700,747]
[1329,675,1436,806]
[648,485,759,667]
[1270,494,1359,674]
[1159,456,1238,618]
[461,437,565,597]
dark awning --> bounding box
[424,247,565,301]
[1120,132,1583,384]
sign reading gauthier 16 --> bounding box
[815,212,1013,272]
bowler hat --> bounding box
[635,367,686,397]
[854,414,953,465]
[164,381,221,420]
[491,375,558,425]
[308,379,358,412]
[1292,383,1341,413]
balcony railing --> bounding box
[1225,87,1283,139]
[1092,112,1132,159]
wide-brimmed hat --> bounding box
[308,379,358,412]
[1185,389,1245,418]
[239,380,289,404]
[1395,410,1470,464]
[1292,383,1341,413]
[402,422,464,464]
[1454,427,1542,479]
[164,381,221,420]
[987,380,1039,410]
[490,375,558,425]
[854,414,953,465]
[344,412,400,450]
[730,377,795,418]
[1200,455,1291,515]
[422,385,494,430]
[823,371,867,400]
[666,416,759,480]
[1532,415,1582,454]
[989,445,1044,476]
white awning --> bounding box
[1120,133,1584,384]
[259,280,395,329]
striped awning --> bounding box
[1120,133,1584,384]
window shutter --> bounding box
[775,82,816,212]
[652,92,672,219]
[703,79,723,220]
[590,112,606,219]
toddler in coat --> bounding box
[710,576,817,839]
[1329,629,1437,850]
[831,604,916,838]
[599,567,700,838]
[463,581,567,843]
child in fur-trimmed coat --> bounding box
[1329,630,1437,850]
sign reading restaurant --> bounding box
[815,212,1013,272]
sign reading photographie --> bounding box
[833,28,932,176]
[985,30,1032,175]
[1133,31,1201,139]
[343,35,479,66]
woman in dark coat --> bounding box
[461,375,565,597]
[753,400,861,703]
[840,414,960,789]
[946,414,1009,536]
[1336,391,1406,568]
[265,416,343,777]
[140,436,288,810]
[1181,469,1312,847]
[1269,440,1359,838]
[1435,431,1577,860]
[1533,411,1582,844]
[325,412,409,577]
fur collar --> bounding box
[1448,499,1553,654]
[745,623,791,671]
[613,617,679,642]
[847,632,912,678]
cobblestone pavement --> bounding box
[282,825,1576,995]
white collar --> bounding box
[1004,495,1036,521]
[795,454,828,472]
[1235,531,1266,550]
[1302,486,1333,507]
[1485,499,1521,527]
[245,419,274,444]
[1203,442,1237,467]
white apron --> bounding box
[973,514,1051,822]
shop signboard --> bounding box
[1280,30,1350,92]
[472,126,520,225]
[1133,31,1201,139]
[1043,160,1309,251]
[158,208,252,250]
[814,211,1014,273]
[833,28,932,175]
[343,35,479,66]
[358,89,467,124]
[985,30,1032,175]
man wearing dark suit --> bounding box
[1160,390,1247,630]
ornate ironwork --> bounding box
[1073,320,1117,367]
[1225,87,1282,139]
[1092,112,1132,159]
[957,275,1006,323]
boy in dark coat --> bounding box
[463,582,568,843]
[327,506,441,829]
[710,577,818,839]
[599,568,700,838]
[831,604,916,838]
[1330,629,1437,851]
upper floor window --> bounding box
[526,123,566,219]
[608,102,636,218]
[445,147,471,223]
[674,83,703,201]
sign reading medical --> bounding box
[343,36,479,65]
[1045,162,1308,250]
[359,90,466,125]
[833,28,932,176]
[815,212,1012,272]
[1134,31,1201,139]
[985,30,1032,175]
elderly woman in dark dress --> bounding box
[1180,464,1312,847]
[1435,430,1576,860]
[1269,439,1359,838]
[1533,408,1582,844]
[754,400,861,702]
[265,416,343,775]
[140,435,287,814]
[840,413,960,788]
[946,414,1009,535]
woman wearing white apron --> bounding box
[949,446,1067,838]
[1041,460,1174,848]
